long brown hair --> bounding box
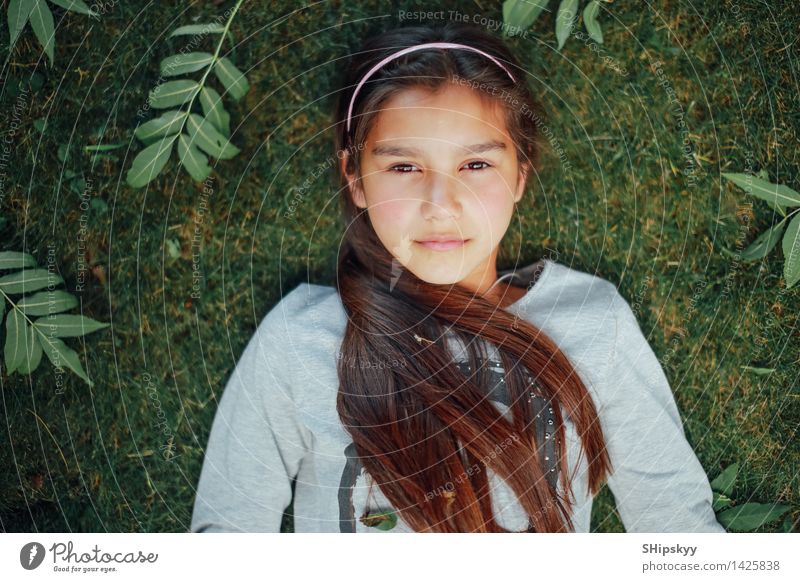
[331,21,611,532]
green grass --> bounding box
[1,1,797,533]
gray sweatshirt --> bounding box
[190,258,726,533]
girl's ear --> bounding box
[340,151,367,208]
[514,162,531,204]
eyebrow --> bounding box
[371,139,507,157]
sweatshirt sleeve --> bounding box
[600,288,726,532]
[190,305,311,532]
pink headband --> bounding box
[345,41,517,134]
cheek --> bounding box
[468,181,515,239]
[362,175,416,227]
[363,193,417,248]
[369,198,413,229]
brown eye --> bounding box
[388,163,421,173]
[463,161,491,171]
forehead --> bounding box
[365,83,511,151]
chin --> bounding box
[405,263,472,287]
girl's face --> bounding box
[343,83,529,295]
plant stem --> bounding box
[1,287,71,351]
[164,0,246,139]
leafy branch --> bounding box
[503,0,606,49]
[721,172,800,289]
[125,0,249,188]
[0,251,109,387]
[710,463,794,532]
[7,0,97,66]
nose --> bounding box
[421,171,462,222]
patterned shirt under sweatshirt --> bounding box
[190,258,726,533]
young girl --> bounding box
[190,22,725,533]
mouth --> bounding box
[414,239,470,251]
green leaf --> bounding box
[556,0,579,50]
[213,57,249,101]
[165,238,180,259]
[83,143,124,152]
[49,0,95,16]
[125,133,178,188]
[8,0,36,50]
[710,463,738,495]
[721,173,800,207]
[148,79,200,109]
[185,113,239,160]
[16,289,78,316]
[740,365,775,376]
[29,0,55,65]
[68,175,87,195]
[169,23,226,37]
[765,197,788,217]
[739,219,787,261]
[32,314,109,337]
[177,133,213,181]
[39,334,93,386]
[16,322,43,374]
[29,71,43,90]
[712,491,732,512]
[359,508,398,531]
[199,86,231,137]
[503,0,550,34]
[717,502,791,532]
[0,268,64,295]
[169,23,234,47]
[0,251,37,270]
[583,1,604,44]
[133,110,188,145]
[781,514,794,532]
[160,52,215,77]
[4,307,26,374]
[782,212,800,288]
[91,198,107,213]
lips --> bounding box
[414,237,469,251]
